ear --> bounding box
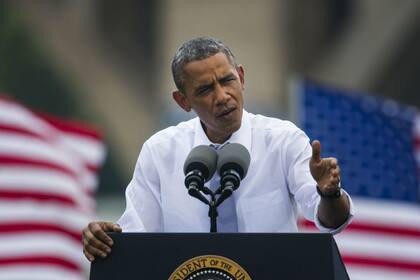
[172,90,191,112]
[237,65,245,89]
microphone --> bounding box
[216,143,250,206]
[183,145,218,204]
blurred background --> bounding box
[2,0,419,218]
[0,0,419,279]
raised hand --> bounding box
[309,140,341,196]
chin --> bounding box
[228,120,241,134]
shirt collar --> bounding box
[193,109,252,152]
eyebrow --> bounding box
[194,82,213,95]
[193,73,237,95]
[219,73,236,83]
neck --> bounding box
[201,122,231,144]
[208,133,231,144]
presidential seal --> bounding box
[169,255,252,280]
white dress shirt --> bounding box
[117,110,354,233]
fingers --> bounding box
[323,157,339,174]
[85,244,108,259]
[84,227,111,252]
[329,158,338,169]
[314,156,341,191]
[330,176,340,187]
[83,248,95,262]
[82,229,109,261]
[325,159,340,187]
[90,222,116,246]
[82,221,121,262]
[311,140,321,163]
[331,164,340,177]
[111,223,122,233]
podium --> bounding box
[90,233,349,280]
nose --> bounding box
[214,84,229,106]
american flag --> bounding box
[296,81,420,280]
[0,96,106,280]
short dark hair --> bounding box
[171,36,238,93]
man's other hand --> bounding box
[82,221,122,262]
[309,140,341,195]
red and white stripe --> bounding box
[0,96,105,280]
[299,198,420,280]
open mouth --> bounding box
[216,107,236,118]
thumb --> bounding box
[311,140,322,163]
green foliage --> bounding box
[0,2,81,118]
[0,3,125,195]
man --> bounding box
[82,37,353,262]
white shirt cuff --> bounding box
[314,189,355,235]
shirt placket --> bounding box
[208,143,238,232]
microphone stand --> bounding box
[190,186,232,233]
[202,186,218,233]
[208,199,218,233]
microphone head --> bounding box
[183,145,218,182]
[217,143,251,179]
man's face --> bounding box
[173,52,245,143]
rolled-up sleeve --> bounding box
[117,142,163,232]
[313,190,355,234]
[285,127,354,234]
